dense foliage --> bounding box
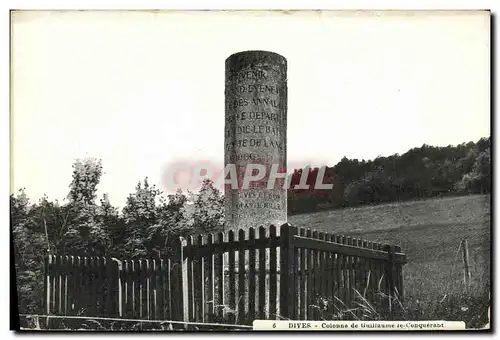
[288,137,491,214]
[12,157,225,314]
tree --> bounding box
[191,179,225,234]
[63,158,109,255]
[67,158,103,205]
[457,147,491,194]
[11,190,47,314]
[159,189,191,236]
[122,178,162,258]
[473,148,491,193]
[145,189,193,257]
[97,193,125,257]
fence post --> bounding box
[170,237,185,324]
[43,255,49,315]
[461,239,471,292]
[279,223,297,320]
[383,244,395,319]
[115,259,123,317]
[44,255,52,328]
[105,258,121,317]
[394,245,404,303]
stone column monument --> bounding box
[224,50,287,232]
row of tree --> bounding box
[12,159,225,313]
[288,136,491,214]
[12,136,490,314]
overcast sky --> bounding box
[11,10,490,207]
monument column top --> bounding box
[225,50,287,72]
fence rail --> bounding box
[44,223,406,327]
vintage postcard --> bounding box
[10,10,491,331]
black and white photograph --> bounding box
[10,10,491,331]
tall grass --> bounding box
[311,275,489,329]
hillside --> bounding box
[288,194,490,235]
[290,194,491,327]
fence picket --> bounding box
[170,237,184,322]
[306,229,313,320]
[361,240,368,299]
[324,233,332,305]
[327,234,336,315]
[258,226,266,320]
[383,244,395,318]
[311,230,319,319]
[318,232,326,302]
[269,225,277,320]
[90,257,97,316]
[82,256,89,315]
[339,235,347,308]
[248,228,256,324]
[121,260,129,318]
[347,236,354,309]
[63,255,73,315]
[67,257,77,328]
[186,236,194,322]
[97,257,105,316]
[351,238,358,307]
[237,229,246,325]
[101,257,107,317]
[86,257,92,316]
[395,245,404,302]
[291,226,299,320]
[360,238,367,298]
[147,260,152,319]
[352,239,360,318]
[139,260,146,320]
[158,259,165,320]
[376,242,384,309]
[133,260,141,319]
[228,230,236,324]
[63,256,69,315]
[43,256,49,317]
[151,259,158,320]
[205,234,214,322]
[298,228,306,320]
[279,224,296,319]
[194,235,204,322]
[53,256,59,314]
[214,232,224,321]
[52,255,57,314]
[366,241,374,303]
[97,257,104,315]
[74,257,81,316]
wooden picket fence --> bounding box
[44,223,407,327]
[43,251,184,322]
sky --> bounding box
[11,10,490,208]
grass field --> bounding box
[288,194,491,328]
